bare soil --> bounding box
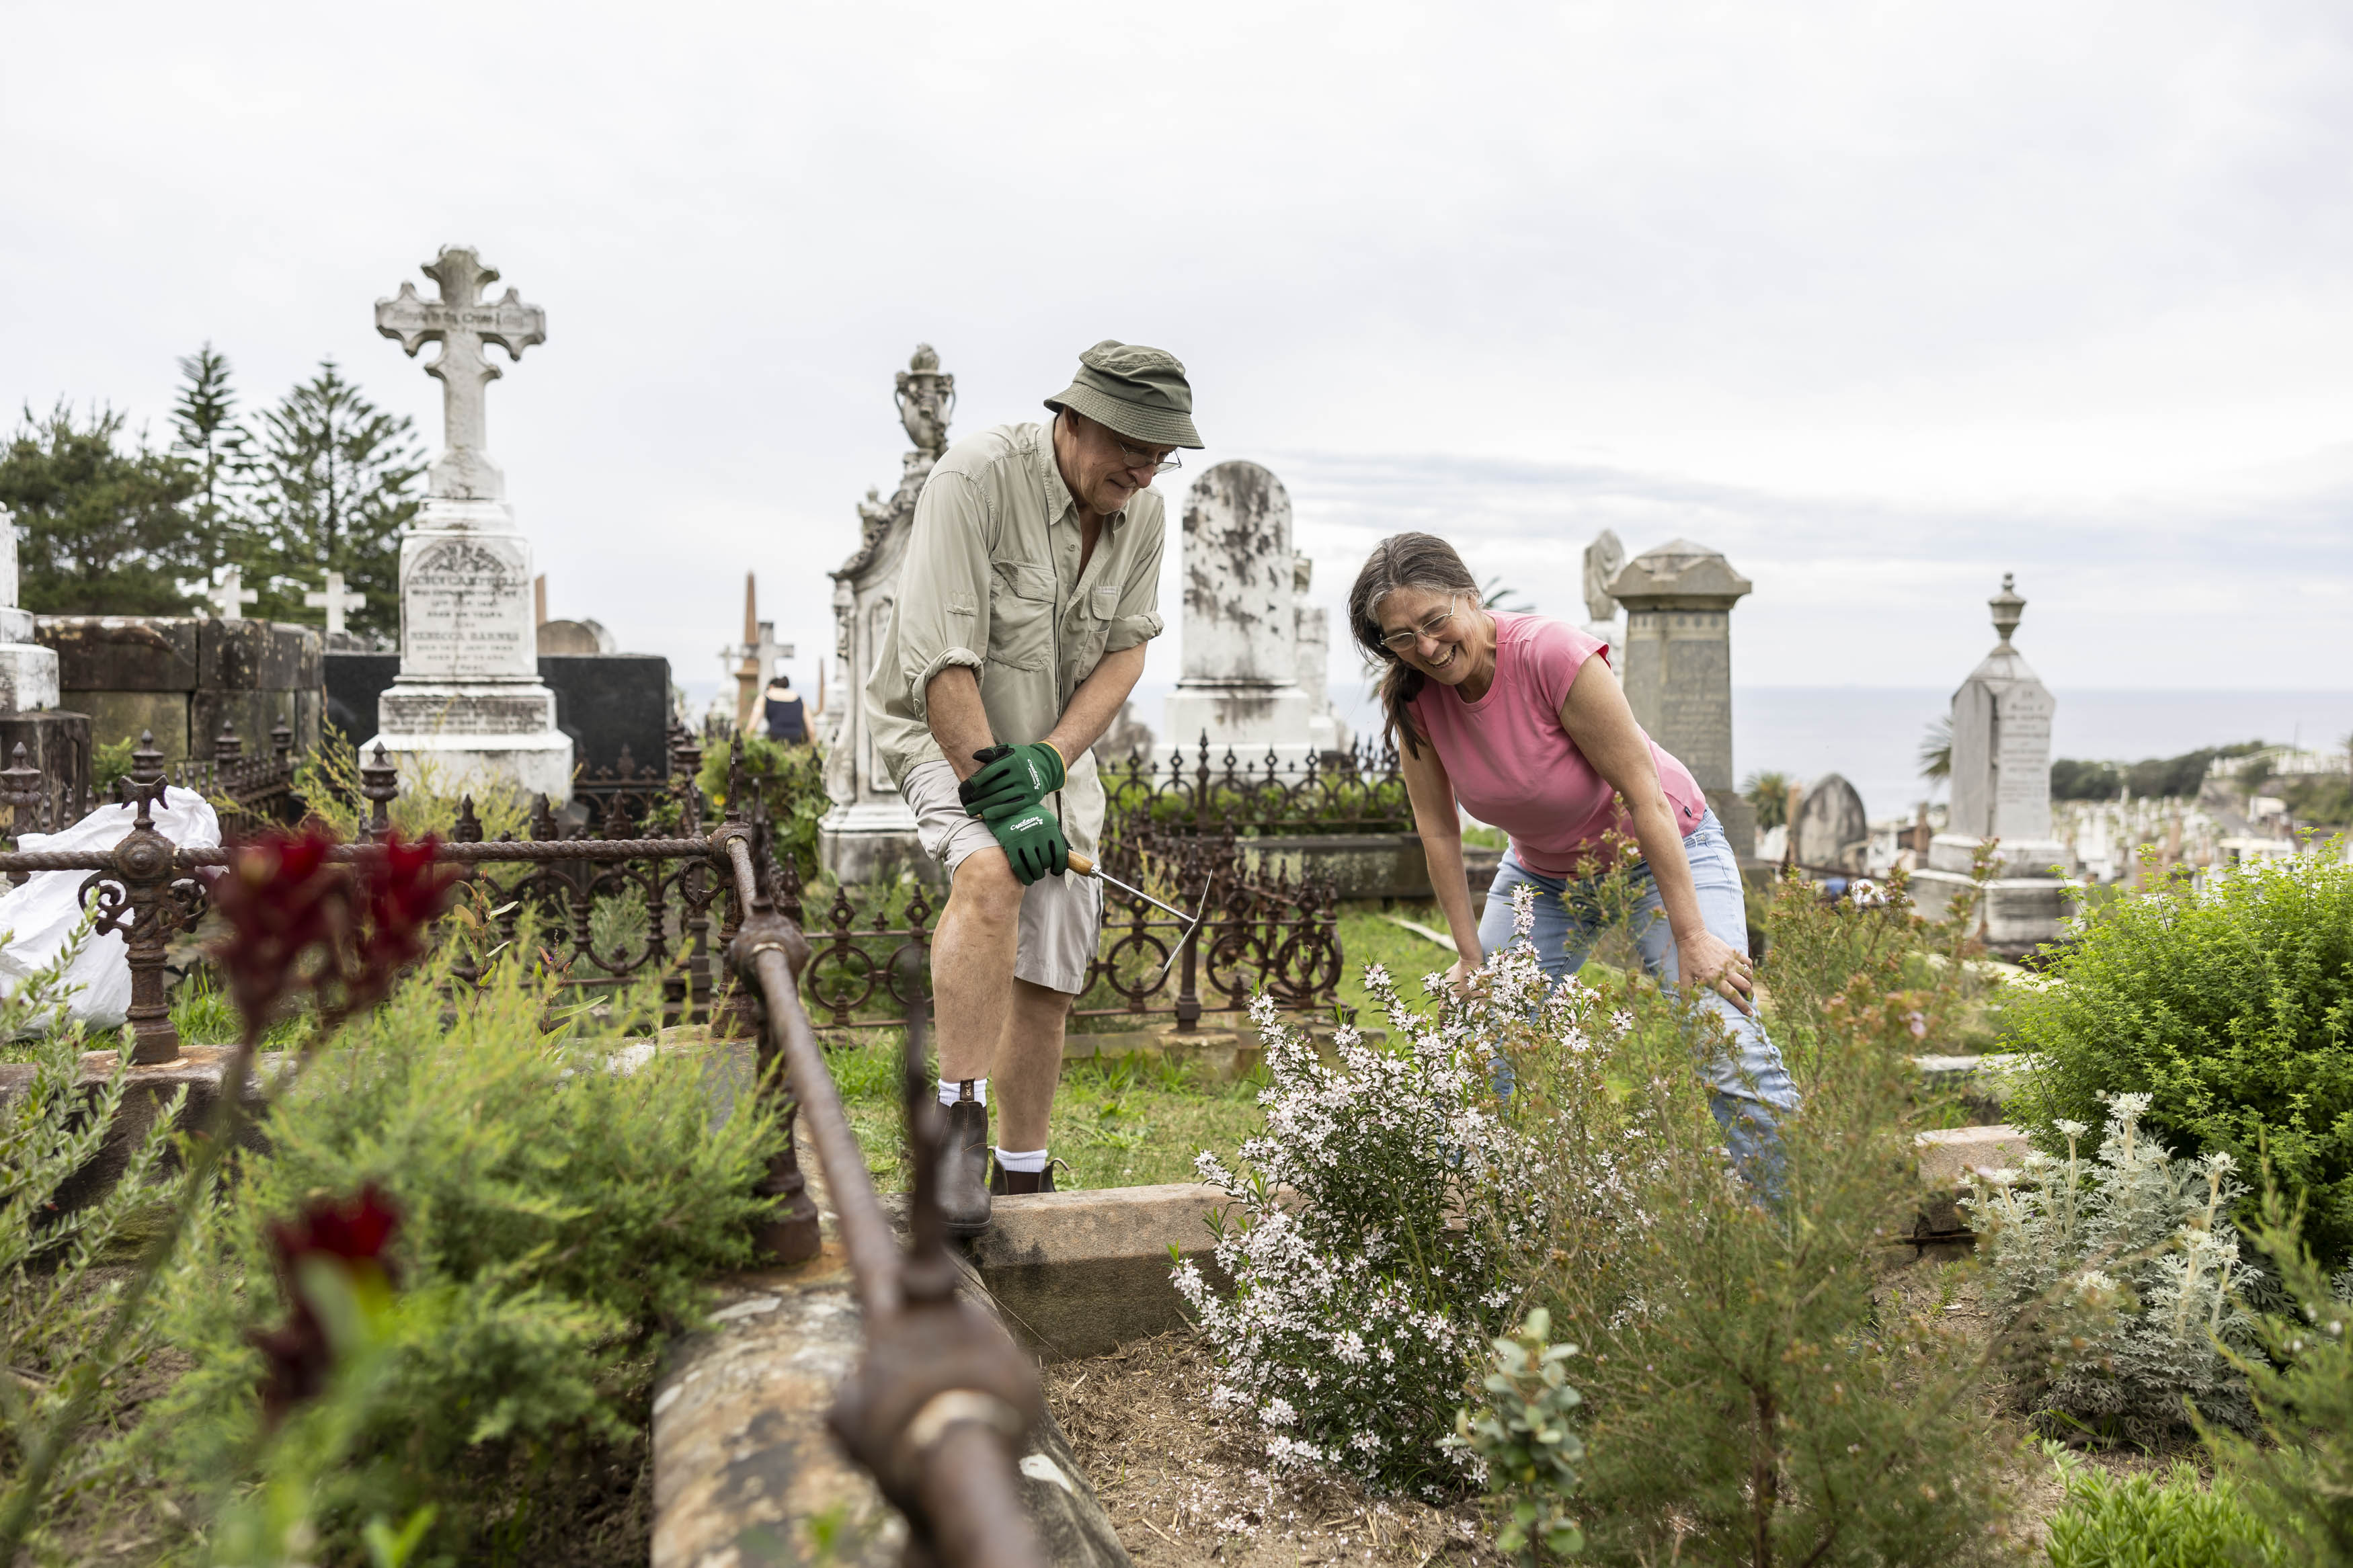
[1045,1331,1496,1568]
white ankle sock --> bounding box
[939,1077,987,1108]
[994,1147,1048,1173]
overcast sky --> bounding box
[6,0,2350,715]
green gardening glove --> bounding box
[959,741,1067,822]
[988,805,1068,885]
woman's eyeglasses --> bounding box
[1378,597,1461,653]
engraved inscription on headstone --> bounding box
[399,536,534,679]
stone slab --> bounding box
[191,686,320,761]
[0,710,89,800]
[0,642,60,711]
[0,1044,275,1214]
[324,651,400,743]
[79,691,192,757]
[37,616,203,693]
[965,1182,1230,1363]
[1911,868,2077,958]
[1237,833,1503,903]
[197,618,321,694]
[1915,1123,2033,1189]
[541,653,671,780]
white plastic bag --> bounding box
[0,786,223,1028]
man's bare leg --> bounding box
[934,848,1026,1081]
[930,847,1025,1233]
[994,979,1074,1155]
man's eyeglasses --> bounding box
[1115,440,1182,477]
[1378,597,1462,653]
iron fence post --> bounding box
[111,735,182,1065]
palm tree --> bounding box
[1919,718,1952,782]
[1743,770,1794,831]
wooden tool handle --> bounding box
[1066,852,1096,876]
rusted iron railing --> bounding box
[1102,731,1413,838]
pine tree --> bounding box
[243,360,422,639]
[169,343,250,536]
[0,402,204,614]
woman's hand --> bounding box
[1446,952,1485,997]
[1677,930,1757,1017]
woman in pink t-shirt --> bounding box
[1347,533,1795,1166]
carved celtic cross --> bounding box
[375,246,546,503]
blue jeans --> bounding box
[1478,812,1798,1184]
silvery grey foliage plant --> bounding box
[1966,1092,2258,1441]
[1176,885,1623,1499]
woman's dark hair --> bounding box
[1347,532,1482,757]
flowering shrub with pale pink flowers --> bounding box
[1176,886,1627,1499]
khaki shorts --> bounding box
[902,759,1102,997]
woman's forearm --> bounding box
[1420,826,1484,962]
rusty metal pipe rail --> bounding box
[720,834,1045,1568]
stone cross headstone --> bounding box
[303,571,365,636]
[1162,462,1330,768]
[364,245,572,802]
[1607,539,1755,856]
[180,564,259,622]
[1793,772,1870,871]
[0,505,59,712]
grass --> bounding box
[825,1028,1273,1192]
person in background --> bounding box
[763,671,807,744]
[1347,531,1797,1179]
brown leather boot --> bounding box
[936,1085,991,1237]
[988,1158,1058,1196]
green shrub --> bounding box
[2041,1445,2280,1568]
[2007,850,2353,1264]
[1967,1097,2258,1444]
[1526,871,2009,1567]
[696,733,829,887]
[145,952,784,1561]
[1452,1309,1585,1565]
[2204,1184,2353,1564]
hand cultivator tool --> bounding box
[1066,850,1206,983]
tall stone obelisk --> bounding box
[366,246,573,803]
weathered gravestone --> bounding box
[820,345,955,884]
[365,245,573,803]
[0,505,60,714]
[35,616,321,766]
[1160,461,1337,770]
[0,504,87,813]
[1793,772,1870,872]
[1911,575,2073,954]
[1607,539,1758,858]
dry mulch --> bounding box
[1044,1331,1494,1567]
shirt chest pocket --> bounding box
[987,561,1056,673]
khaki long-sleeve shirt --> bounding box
[866,420,1166,841]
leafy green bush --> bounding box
[1451,1309,1585,1565]
[145,952,784,1561]
[2204,1184,2353,1565]
[2007,851,2353,1263]
[2041,1445,2279,1568]
[697,732,829,886]
[1522,871,2008,1567]
[1967,1097,2257,1444]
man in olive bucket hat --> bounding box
[867,340,1202,1233]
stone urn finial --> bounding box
[894,343,956,458]
[1989,572,2025,647]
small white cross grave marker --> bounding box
[303,571,366,636]
[178,565,258,622]
[375,246,547,503]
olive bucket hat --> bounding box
[1043,339,1203,450]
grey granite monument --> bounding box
[364,246,573,803]
[820,345,956,884]
[1161,462,1336,769]
[1607,539,1757,857]
[1911,574,2073,954]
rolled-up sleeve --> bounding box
[1103,513,1166,655]
[895,470,992,720]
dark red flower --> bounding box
[348,831,461,1009]
[208,825,352,1036]
[249,1185,401,1427]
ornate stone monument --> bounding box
[820,345,956,884]
[1912,574,2073,954]
[1607,539,1757,857]
[0,506,60,713]
[1581,528,1626,666]
[1162,462,1336,770]
[364,246,573,803]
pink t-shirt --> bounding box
[1410,613,1710,878]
